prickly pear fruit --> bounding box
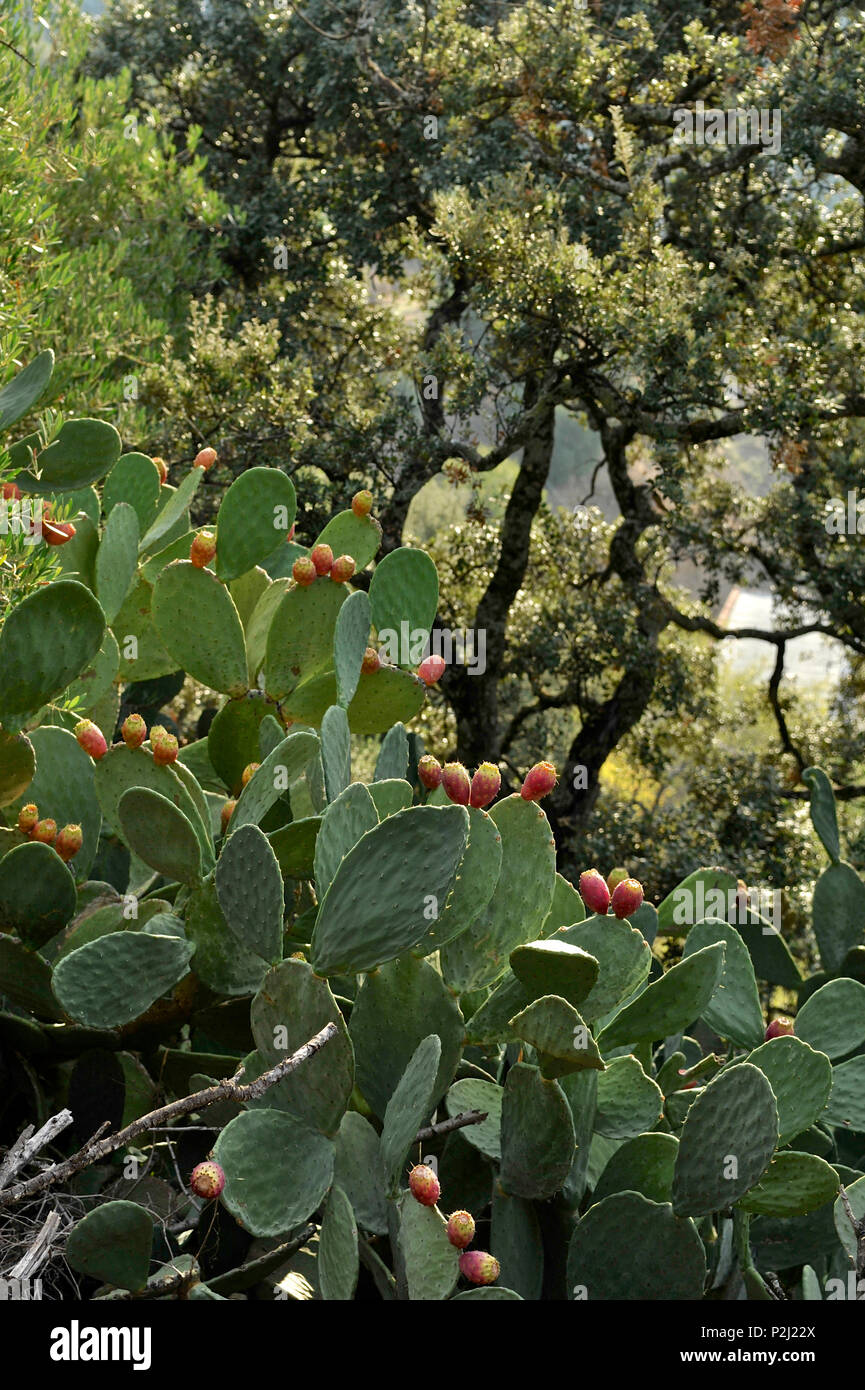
[330,554,356,584]
[152,456,168,485]
[42,519,76,546]
[606,867,630,893]
[292,556,316,587]
[193,447,217,470]
[765,1016,795,1040]
[459,1250,500,1285]
[408,1164,441,1207]
[190,1161,225,1200]
[418,755,443,790]
[520,760,557,801]
[241,762,260,787]
[54,824,83,863]
[446,1211,476,1249]
[469,762,501,809]
[190,529,217,568]
[220,800,236,835]
[31,818,57,845]
[610,877,644,919]
[17,804,38,835]
[74,719,107,762]
[441,762,471,806]
[418,654,446,685]
[150,726,179,766]
[310,543,334,576]
[1,482,21,501]
[352,489,373,518]
[361,647,381,674]
[121,714,147,750]
[579,868,610,916]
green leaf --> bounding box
[66,1201,153,1291]
[95,501,140,623]
[0,350,54,430]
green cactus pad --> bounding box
[597,942,726,1051]
[369,548,439,648]
[64,628,120,717]
[509,995,604,1078]
[440,794,556,993]
[334,590,371,708]
[379,1033,441,1194]
[463,972,531,1045]
[311,805,469,976]
[0,580,105,731]
[138,468,202,552]
[823,1056,865,1131]
[510,940,599,1008]
[228,731,319,832]
[139,531,196,586]
[375,722,408,781]
[264,579,348,701]
[318,1184,359,1301]
[230,566,271,641]
[567,1193,706,1300]
[216,824,284,963]
[812,862,865,973]
[112,577,178,681]
[102,453,161,533]
[207,693,272,794]
[349,955,463,1118]
[151,561,248,696]
[555,915,652,1024]
[250,959,354,1136]
[742,1035,832,1147]
[65,1201,154,1292]
[283,665,426,734]
[184,876,268,996]
[398,1193,459,1301]
[489,1188,543,1300]
[10,726,102,880]
[314,782,378,900]
[541,873,586,935]
[795,978,865,1060]
[445,1078,503,1161]
[52,931,195,1029]
[558,1069,598,1207]
[416,805,502,958]
[213,1109,335,1237]
[268,816,320,879]
[118,787,202,887]
[595,1056,664,1139]
[450,1287,523,1300]
[313,508,382,572]
[367,779,413,820]
[656,867,738,935]
[22,418,122,494]
[499,1063,575,1200]
[0,349,53,429]
[833,1173,865,1261]
[681,918,764,1049]
[738,1151,840,1217]
[671,1063,778,1217]
[94,744,208,858]
[0,841,77,947]
[0,932,64,1019]
[54,513,99,588]
[95,501,140,624]
[802,766,841,863]
[591,1132,679,1205]
[213,467,297,582]
[333,1111,388,1235]
[730,906,804,987]
[320,704,351,802]
[0,729,34,807]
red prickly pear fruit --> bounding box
[190,529,217,568]
[352,489,373,518]
[441,762,471,806]
[121,714,147,750]
[17,804,39,835]
[2,481,21,500]
[31,818,58,845]
[459,1250,500,1285]
[408,1164,440,1207]
[152,456,168,485]
[606,867,630,893]
[418,755,443,790]
[520,760,557,801]
[361,646,381,674]
[42,519,76,546]
[292,556,316,587]
[470,762,501,809]
[193,446,217,470]
[330,554,356,583]
[220,799,237,834]
[417,654,446,685]
[74,719,108,761]
[241,762,259,787]
[190,1161,225,1200]
[287,522,296,542]
[150,726,179,766]
[310,543,334,576]
[446,1211,476,1249]
[610,877,644,919]
[766,1016,795,1040]
[579,868,611,916]
[54,823,83,863]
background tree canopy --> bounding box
[8,0,865,923]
